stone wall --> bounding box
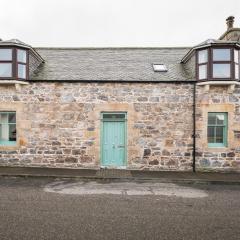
[196,85,240,172]
[0,82,194,171]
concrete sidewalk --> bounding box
[0,166,239,184]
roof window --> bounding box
[152,64,168,72]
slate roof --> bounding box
[31,48,194,82]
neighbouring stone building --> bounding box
[0,17,239,172]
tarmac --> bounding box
[0,166,240,184]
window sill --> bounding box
[0,80,29,90]
[0,141,19,150]
[207,146,228,152]
[197,81,240,92]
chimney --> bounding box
[226,16,234,30]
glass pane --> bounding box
[198,50,208,64]
[0,124,9,141]
[213,64,231,78]
[208,115,216,125]
[103,113,125,119]
[9,124,16,141]
[235,64,239,80]
[216,114,224,125]
[234,50,239,63]
[0,113,8,124]
[18,64,26,79]
[0,63,12,77]
[199,65,207,79]
[207,126,215,143]
[0,49,12,61]
[17,49,27,63]
[216,126,224,143]
[8,113,16,123]
[213,49,231,61]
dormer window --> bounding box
[197,47,239,81]
[0,48,28,80]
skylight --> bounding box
[152,64,168,72]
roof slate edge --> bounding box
[34,47,191,50]
[181,41,240,63]
[28,79,196,83]
[0,42,45,63]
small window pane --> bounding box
[9,124,16,141]
[0,63,12,77]
[198,50,208,64]
[0,49,12,61]
[103,113,125,119]
[216,114,225,125]
[18,64,26,79]
[216,126,224,143]
[213,49,231,61]
[8,113,16,123]
[234,50,239,63]
[207,126,215,143]
[0,113,8,124]
[208,115,216,125]
[199,64,207,79]
[17,49,27,63]
[213,64,230,78]
[0,124,9,141]
[235,64,239,80]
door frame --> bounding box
[100,112,127,168]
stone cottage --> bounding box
[0,16,239,172]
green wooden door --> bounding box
[101,113,126,167]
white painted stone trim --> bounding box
[197,81,240,93]
[0,80,29,85]
[0,80,29,91]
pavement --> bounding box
[0,176,240,240]
[0,166,240,184]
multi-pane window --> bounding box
[0,49,13,78]
[0,112,16,146]
[208,113,228,147]
[197,47,240,80]
[212,49,231,78]
[17,49,27,79]
[234,49,239,80]
[0,48,28,80]
[197,49,208,80]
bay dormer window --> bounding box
[197,47,239,81]
[0,48,28,80]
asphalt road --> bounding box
[0,177,240,240]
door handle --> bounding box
[118,145,125,148]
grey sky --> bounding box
[1,0,240,47]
